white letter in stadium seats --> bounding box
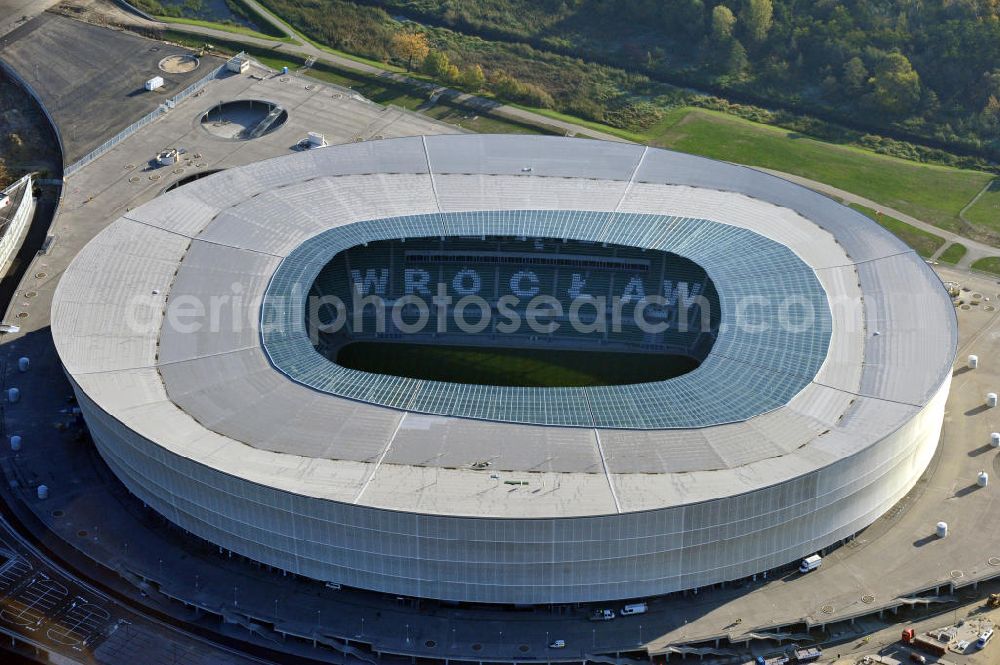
[452,269,482,296]
[676,294,713,333]
[621,276,646,304]
[432,283,452,333]
[509,270,539,297]
[569,296,606,335]
[526,295,562,334]
[352,286,386,334]
[496,295,521,334]
[404,268,431,296]
[635,296,668,334]
[454,296,491,334]
[391,295,430,334]
[350,268,388,296]
[567,273,592,300]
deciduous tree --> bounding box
[391,31,430,72]
[868,52,921,116]
[711,5,736,42]
[739,0,773,44]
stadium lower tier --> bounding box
[73,375,949,604]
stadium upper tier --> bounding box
[267,215,828,429]
[52,136,956,603]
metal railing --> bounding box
[63,54,242,178]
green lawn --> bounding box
[650,109,992,237]
[335,342,697,387]
[971,257,1000,276]
[847,204,945,258]
[963,179,1000,236]
[937,243,968,265]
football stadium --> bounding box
[51,135,956,605]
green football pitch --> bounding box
[335,342,699,387]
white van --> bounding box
[799,554,822,573]
[621,603,648,616]
[977,629,993,648]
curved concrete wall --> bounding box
[71,375,948,604]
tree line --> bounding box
[256,0,1000,163]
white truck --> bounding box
[620,603,648,616]
[799,554,822,573]
[589,609,615,621]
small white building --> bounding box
[145,76,165,91]
[226,55,250,74]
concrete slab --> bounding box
[0,13,222,163]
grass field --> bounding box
[964,179,1000,236]
[651,109,992,237]
[335,342,698,387]
[971,257,1000,276]
[847,204,945,258]
[937,243,968,265]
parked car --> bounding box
[549,639,566,649]
[589,609,615,621]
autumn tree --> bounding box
[460,64,486,91]
[391,31,429,72]
[739,0,772,44]
[710,5,736,42]
[422,50,450,78]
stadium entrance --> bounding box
[307,235,720,387]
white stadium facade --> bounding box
[51,135,956,605]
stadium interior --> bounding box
[309,236,721,386]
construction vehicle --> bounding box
[793,647,822,662]
[901,628,948,656]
